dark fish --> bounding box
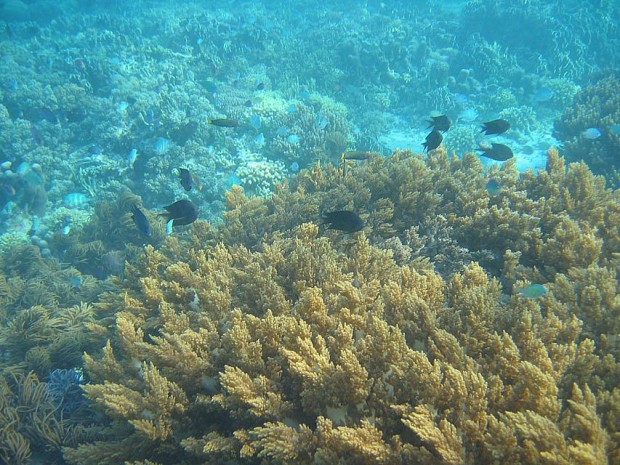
[476,143,514,161]
[244,99,253,107]
[481,119,510,135]
[39,107,58,124]
[341,151,376,160]
[322,210,365,233]
[30,124,43,145]
[162,199,199,226]
[423,130,443,152]
[64,107,88,123]
[132,205,151,236]
[427,115,451,132]
[208,118,239,128]
[256,82,265,91]
[178,168,193,191]
[73,59,87,73]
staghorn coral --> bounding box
[64,214,618,464]
[216,147,618,282]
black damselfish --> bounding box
[427,114,451,132]
[423,129,443,152]
[322,210,365,233]
[178,168,192,191]
[161,199,199,226]
[481,118,510,136]
[476,143,514,161]
[131,205,151,236]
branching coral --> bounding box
[63,215,618,464]
[554,75,620,187]
[216,147,618,284]
[0,372,89,465]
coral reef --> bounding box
[443,125,478,157]
[62,150,619,464]
[459,0,618,81]
[498,105,538,136]
[235,155,286,198]
[0,3,618,464]
[218,148,618,281]
[0,371,89,465]
[50,190,167,278]
[554,75,620,187]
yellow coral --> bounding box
[401,404,464,465]
[62,149,619,464]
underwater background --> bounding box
[0,0,618,464]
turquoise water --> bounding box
[0,1,618,464]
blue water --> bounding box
[0,1,618,463]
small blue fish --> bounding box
[454,93,468,106]
[276,126,289,136]
[144,108,158,126]
[2,201,15,214]
[153,137,171,155]
[299,90,311,100]
[582,128,602,139]
[459,108,479,123]
[249,113,261,130]
[533,87,554,102]
[485,178,502,196]
[68,275,83,288]
[315,113,329,130]
[63,193,89,208]
[28,217,40,236]
[254,133,265,147]
[116,101,129,114]
[225,173,242,188]
[287,134,300,144]
[518,283,548,299]
[127,148,138,168]
[286,104,297,114]
[290,162,300,172]
[15,162,31,175]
